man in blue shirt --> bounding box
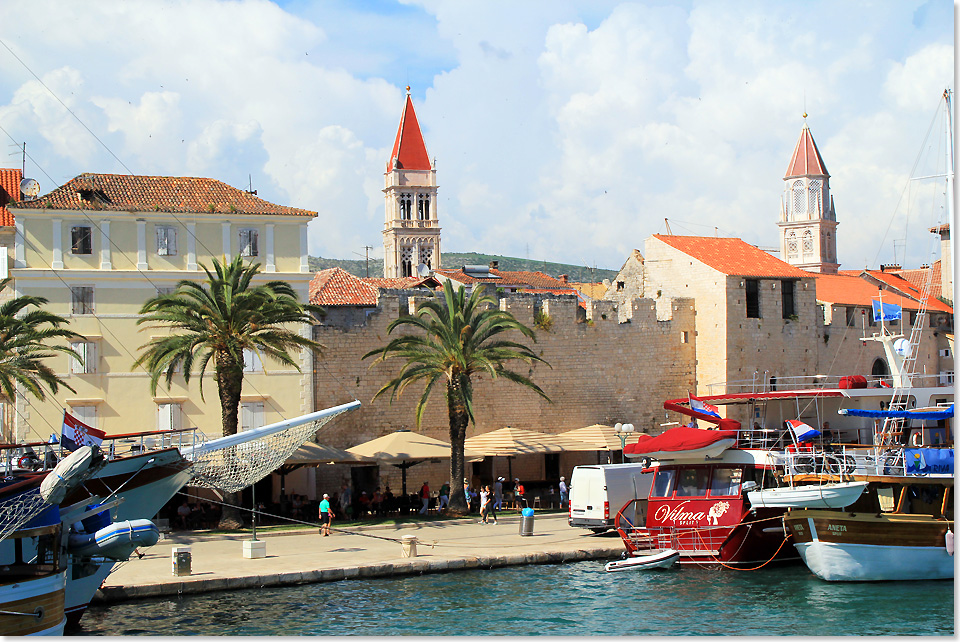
[319,493,334,536]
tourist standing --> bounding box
[419,481,430,515]
[319,493,334,536]
[438,481,450,512]
[559,476,568,509]
[483,485,498,524]
[493,477,504,510]
[478,486,489,523]
[339,482,352,521]
[514,478,526,510]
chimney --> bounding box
[489,260,499,270]
[558,274,569,284]
[880,264,902,273]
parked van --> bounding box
[568,463,654,532]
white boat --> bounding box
[605,548,680,572]
[747,481,867,509]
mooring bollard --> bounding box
[400,534,418,558]
[242,539,266,559]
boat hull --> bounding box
[785,509,954,581]
[606,549,679,572]
[0,573,66,636]
[747,481,868,509]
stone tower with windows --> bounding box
[382,88,440,278]
[778,118,839,274]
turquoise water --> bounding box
[75,562,953,636]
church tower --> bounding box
[382,88,440,278]
[778,118,839,274]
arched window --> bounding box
[400,246,414,277]
[417,194,430,221]
[802,230,814,257]
[807,180,822,218]
[792,180,804,219]
[787,231,798,259]
[399,193,412,220]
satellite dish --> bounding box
[19,178,40,200]
[416,263,431,278]
[893,338,912,357]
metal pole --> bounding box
[251,484,258,541]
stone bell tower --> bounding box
[382,87,441,278]
[778,117,839,274]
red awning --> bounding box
[623,425,739,456]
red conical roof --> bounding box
[785,122,829,178]
[388,92,431,171]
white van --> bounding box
[568,463,654,532]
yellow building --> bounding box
[9,173,316,443]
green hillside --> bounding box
[308,252,617,283]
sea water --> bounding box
[75,562,953,636]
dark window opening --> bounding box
[781,280,795,318]
[616,281,625,291]
[71,226,92,255]
[745,279,760,318]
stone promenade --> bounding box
[93,513,623,604]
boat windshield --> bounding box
[651,469,675,497]
[676,468,709,497]
[710,468,742,496]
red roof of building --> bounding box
[813,271,952,314]
[785,122,829,178]
[0,168,22,226]
[11,173,316,217]
[387,92,431,171]
[309,268,379,306]
[433,267,573,290]
[888,262,942,300]
[653,235,810,278]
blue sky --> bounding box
[0,0,953,272]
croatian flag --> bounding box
[872,299,902,322]
[786,419,820,443]
[689,394,721,418]
[61,412,106,452]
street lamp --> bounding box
[614,422,635,451]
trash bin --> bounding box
[400,534,418,558]
[520,507,534,536]
[172,545,192,576]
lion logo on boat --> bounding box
[706,501,730,525]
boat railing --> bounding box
[0,427,207,473]
[706,372,947,395]
[774,444,952,479]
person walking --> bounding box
[559,476,568,509]
[418,481,430,515]
[478,486,490,523]
[483,485,498,524]
[318,493,334,536]
[438,481,450,513]
[493,477,504,510]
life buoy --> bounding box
[910,432,922,447]
[17,454,36,470]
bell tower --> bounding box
[778,116,839,274]
[383,87,440,278]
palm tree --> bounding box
[0,278,83,413]
[134,256,324,528]
[363,280,550,513]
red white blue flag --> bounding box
[786,419,820,443]
[61,411,106,451]
[688,394,721,418]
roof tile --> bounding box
[309,268,378,306]
[0,168,22,226]
[653,235,810,278]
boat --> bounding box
[604,548,679,572]
[746,480,867,509]
[0,447,104,636]
[0,400,361,627]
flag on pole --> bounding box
[61,411,106,451]
[785,419,821,443]
[872,299,902,322]
[689,393,721,418]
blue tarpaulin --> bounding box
[905,448,954,475]
[838,404,954,420]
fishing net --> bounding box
[0,485,47,543]
[187,404,356,494]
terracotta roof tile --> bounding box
[309,268,378,306]
[813,271,952,314]
[785,123,829,178]
[653,235,810,278]
[0,168,22,226]
[11,173,316,217]
[387,93,431,171]
[889,263,941,300]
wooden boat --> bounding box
[747,481,867,509]
[605,548,679,572]
[784,508,953,581]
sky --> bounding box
[0,0,954,272]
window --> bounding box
[807,180,822,216]
[939,348,952,358]
[157,403,182,431]
[239,229,259,257]
[745,279,760,318]
[845,307,857,327]
[651,469,675,497]
[709,468,742,496]
[399,193,412,220]
[802,230,814,256]
[71,225,93,255]
[781,280,795,319]
[70,341,97,374]
[681,331,689,344]
[791,180,804,217]
[786,232,798,259]
[939,371,954,385]
[616,281,625,291]
[156,225,177,256]
[243,348,262,373]
[417,194,430,220]
[676,468,709,497]
[70,405,97,430]
[240,402,264,432]
[71,286,94,315]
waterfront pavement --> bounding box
[93,513,624,604]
